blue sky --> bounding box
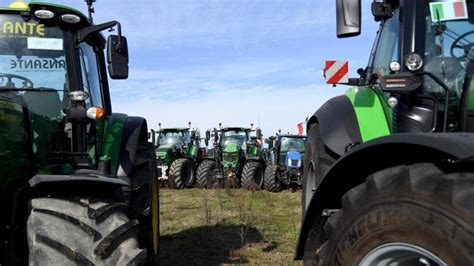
[35,0,379,136]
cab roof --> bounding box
[277,134,307,139]
[160,128,190,133]
[221,127,251,132]
[2,2,91,28]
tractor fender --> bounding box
[295,133,474,260]
[245,156,263,162]
[117,116,149,184]
[27,174,129,199]
[309,95,362,157]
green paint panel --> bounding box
[100,113,128,175]
[468,79,474,110]
[187,145,197,158]
[224,143,239,153]
[345,87,392,142]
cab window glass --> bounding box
[79,42,103,108]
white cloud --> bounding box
[112,83,347,137]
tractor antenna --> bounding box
[250,123,254,129]
[158,122,162,130]
[219,123,222,129]
[85,0,96,23]
[188,121,191,129]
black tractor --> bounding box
[296,0,474,264]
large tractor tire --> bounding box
[241,161,265,190]
[307,163,474,265]
[27,197,146,265]
[196,160,216,188]
[168,158,195,189]
[303,123,336,213]
[264,165,282,192]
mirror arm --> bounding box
[77,21,121,44]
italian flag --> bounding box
[430,0,468,22]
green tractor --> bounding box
[264,134,306,192]
[0,1,159,264]
[150,122,203,189]
[197,124,265,189]
[296,0,474,264]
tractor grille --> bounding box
[290,159,299,167]
[223,153,238,162]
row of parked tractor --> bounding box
[149,123,306,192]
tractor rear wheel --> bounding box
[264,165,282,192]
[308,163,474,265]
[196,160,217,188]
[168,158,195,189]
[27,197,146,265]
[241,161,265,190]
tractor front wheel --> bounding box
[27,197,146,265]
[196,160,217,188]
[264,165,282,192]
[309,163,474,265]
[168,158,195,189]
[241,161,265,190]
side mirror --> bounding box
[213,129,219,142]
[156,133,161,147]
[107,35,129,79]
[205,139,209,146]
[336,0,361,38]
[191,130,196,139]
[256,128,262,139]
[205,130,211,141]
[150,129,156,146]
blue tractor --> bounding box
[264,134,306,192]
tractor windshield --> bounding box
[159,131,184,146]
[424,0,474,96]
[0,14,73,172]
[221,130,248,147]
[371,1,474,96]
[280,137,305,153]
[0,14,67,118]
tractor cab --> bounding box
[157,128,190,149]
[220,127,251,150]
[277,135,306,167]
[0,1,129,176]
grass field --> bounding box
[159,188,303,265]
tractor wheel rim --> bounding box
[359,242,446,266]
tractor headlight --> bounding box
[34,9,55,19]
[61,14,81,24]
[68,91,89,102]
[405,53,423,71]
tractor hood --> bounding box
[155,144,177,157]
[223,143,240,153]
[286,151,302,169]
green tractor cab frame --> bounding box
[0,2,158,264]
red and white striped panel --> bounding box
[325,60,349,84]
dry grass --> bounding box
[159,188,303,265]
